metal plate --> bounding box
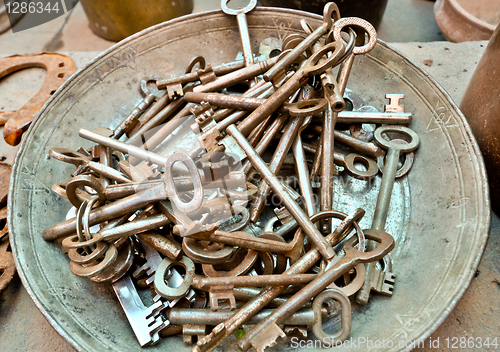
[9,8,489,352]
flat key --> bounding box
[356,125,419,305]
[238,228,395,351]
[112,274,169,347]
[221,0,257,68]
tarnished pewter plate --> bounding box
[9,7,490,352]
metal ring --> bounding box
[377,145,416,178]
[69,244,118,278]
[312,289,351,341]
[374,125,420,153]
[220,0,257,15]
[90,238,135,283]
[333,17,377,55]
[154,256,195,300]
[343,153,379,180]
[68,241,109,265]
[66,175,106,208]
[164,152,204,213]
[288,98,329,117]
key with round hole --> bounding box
[221,0,257,68]
[168,307,328,327]
[238,228,394,352]
[356,125,419,305]
[302,142,379,180]
[193,209,365,352]
[226,124,336,261]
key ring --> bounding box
[221,0,257,16]
[312,288,351,342]
[65,174,106,208]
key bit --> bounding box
[249,322,286,352]
[166,83,184,100]
[191,102,216,133]
[372,270,396,296]
[209,285,237,311]
[384,93,405,113]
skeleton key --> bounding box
[61,213,172,250]
[193,56,278,93]
[236,40,346,136]
[238,228,395,351]
[112,274,169,347]
[221,0,257,68]
[227,124,336,260]
[193,209,364,352]
[356,126,419,305]
[112,77,165,139]
[192,272,317,312]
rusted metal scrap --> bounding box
[0,53,76,146]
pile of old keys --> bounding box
[43,1,420,351]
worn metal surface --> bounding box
[0,53,75,145]
[8,8,490,352]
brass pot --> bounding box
[460,23,500,211]
[80,0,193,41]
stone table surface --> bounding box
[0,41,499,351]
